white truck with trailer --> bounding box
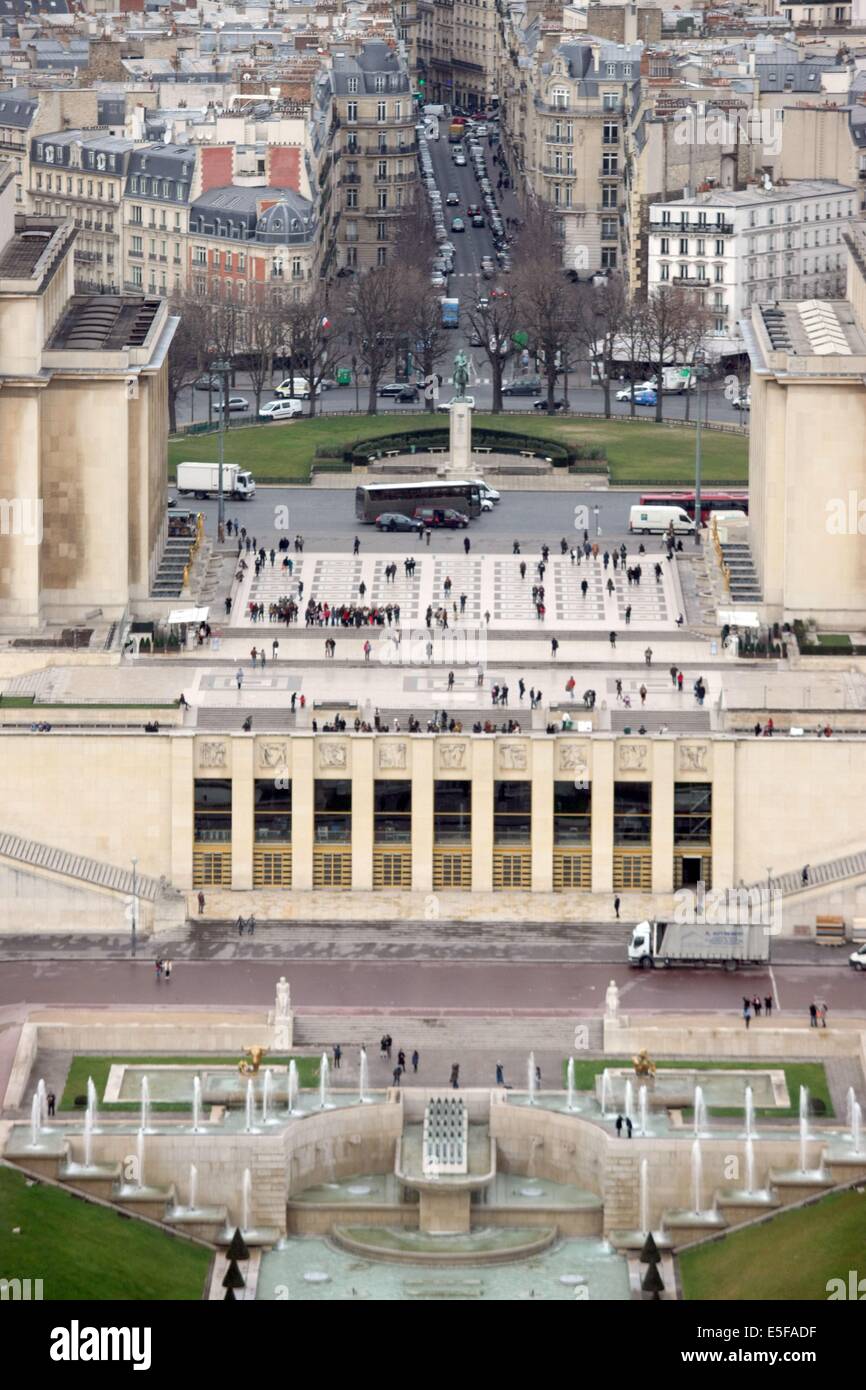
[628,919,771,971]
[176,462,256,500]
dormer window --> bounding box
[96,153,106,171]
[375,75,386,91]
[551,86,569,109]
[45,145,54,163]
[347,76,358,93]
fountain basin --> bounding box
[597,1069,788,1110]
[330,1224,559,1264]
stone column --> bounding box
[230,735,255,890]
[591,739,615,895]
[711,740,736,890]
[292,736,315,891]
[531,738,554,892]
[169,734,194,890]
[412,737,435,893]
[471,739,494,892]
[351,737,374,891]
[449,401,472,474]
[651,740,675,894]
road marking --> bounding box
[769,962,782,1012]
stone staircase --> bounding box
[293,1013,597,1049]
[152,535,197,599]
[747,848,866,900]
[720,539,761,604]
[0,831,161,901]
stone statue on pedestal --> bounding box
[275,976,291,1019]
[605,978,620,1018]
[453,348,470,402]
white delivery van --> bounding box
[629,504,694,535]
[468,478,500,504]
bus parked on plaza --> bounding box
[355,479,482,522]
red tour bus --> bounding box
[638,490,748,526]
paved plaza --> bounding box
[234,549,685,633]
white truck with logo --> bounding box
[628,919,771,971]
[176,461,256,500]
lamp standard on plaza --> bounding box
[692,354,711,547]
[211,358,232,531]
[130,856,139,959]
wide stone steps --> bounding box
[293,1013,597,1048]
[0,830,161,901]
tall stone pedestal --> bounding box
[449,401,472,475]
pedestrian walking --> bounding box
[463,536,471,554]
[155,958,163,981]
[236,668,244,691]
[764,994,773,1017]
[625,605,632,625]
[639,684,647,706]
[752,994,762,1017]
[801,864,810,885]
[333,1044,342,1069]
[615,679,623,700]
[609,630,617,648]
[644,646,653,666]
[247,914,256,936]
[353,535,360,555]
[448,670,455,690]
[818,1001,828,1029]
[237,914,244,936]
[551,638,559,657]
[384,1034,392,1059]
[412,1049,419,1073]
[809,1002,818,1027]
[380,1035,388,1059]
[495,1062,505,1085]
[393,1065,403,1087]
[164,959,172,981]
[566,676,576,700]
[677,671,684,693]
[615,1114,623,1137]
[670,665,678,687]
[625,1117,633,1139]
[450,1063,460,1090]
[47,1090,56,1117]
[197,890,205,915]
[743,1002,751,1029]
[364,639,371,662]
[614,895,621,920]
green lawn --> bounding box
[679,1189,866,1300]
[61,1054,321,1113]
[168,414,747,486]
[0,1165,210,1300]
[559,1059,832,1119]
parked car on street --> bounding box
[275,377,311,399]
[376,512,424,532]
[413,507,469,529]
[450,216,465,233]
[533,398,567,412]
[633,389,658,407]
[214,395,250,413]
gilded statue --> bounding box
[239,1045,268,1075]
[632,1049,656,1079]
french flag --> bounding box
[321,315,331,331]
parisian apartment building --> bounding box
[645,178,856,354]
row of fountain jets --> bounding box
[29,1066,865,1218]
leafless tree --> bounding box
[462,287,522,414]
[166,293,209,434]
[236,286,281,417]
[344,263,408,414]
[642,287,698,423]
[574,275,629,419]
[617,295,650,418]
[403,268,450,412]
[676,296,715,422]
[274,283,348,417]
[393,197,437,278]
[512,210,579,410]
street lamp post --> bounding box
[593,505,600,537]
[693,360,708,547]
[130,856,139,959]
[211,358,231,531]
